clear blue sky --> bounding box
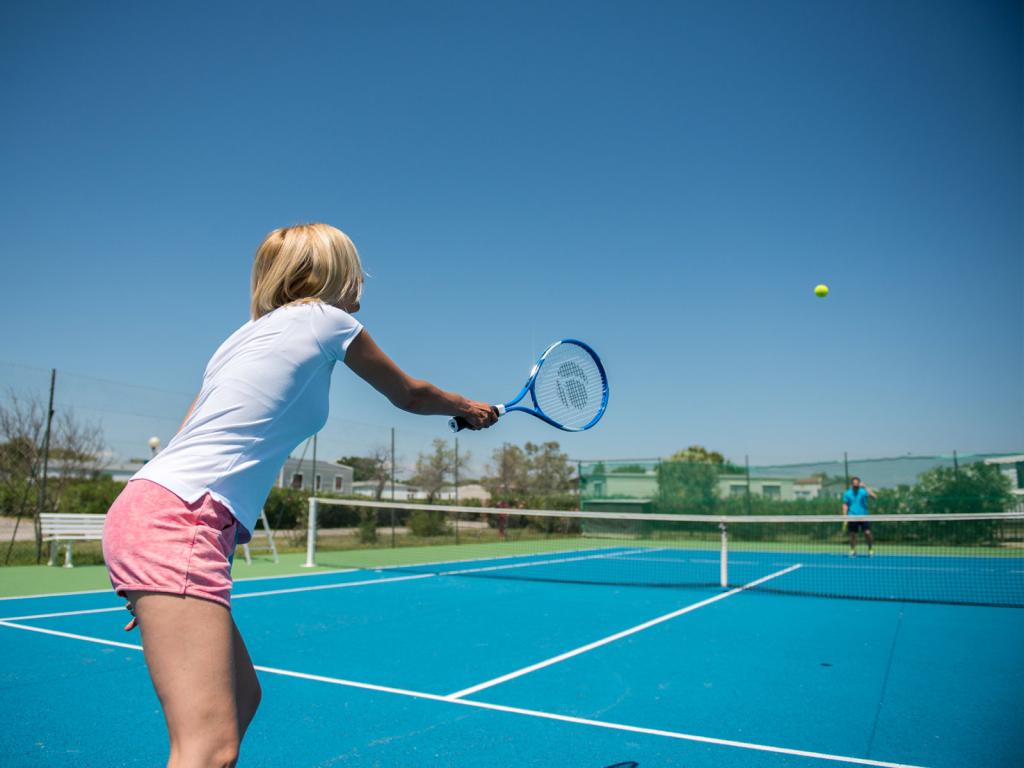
[1,1,1020,474]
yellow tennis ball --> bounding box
[814,284,829,298]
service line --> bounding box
[446,564,803,699]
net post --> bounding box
[454,437,460,545]
[719,522,728,588]
[744,455,752,515]
[303,496,318,568]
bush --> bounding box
[263,487,309,530]
[657,460,718,514]
[481,493,581,534]
[487,493,578,511]
[59,477,126,516]
[358,510,378,543]
[713,496,838,517]
[0,478,35,517]
[408,509,448,537]
[912,463,1014,516]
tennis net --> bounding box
[301,498,1024,608]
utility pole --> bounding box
[390,427,396,547]
[34,369,56,563]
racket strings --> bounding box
[533,343,606,429]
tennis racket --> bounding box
[449,338,609,433]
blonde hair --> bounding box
[250,223,364,319]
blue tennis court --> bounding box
[1,541,1022,767]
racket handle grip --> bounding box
[449,405,503,432]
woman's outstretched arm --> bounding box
[344,329,498,430]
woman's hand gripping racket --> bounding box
[450,339,609,433]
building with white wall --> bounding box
[276,457,353,494]
[984,455,1024,498]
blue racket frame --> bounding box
[449,338,609,432]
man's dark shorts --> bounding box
[847,520,871,534]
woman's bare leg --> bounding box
[129,591,243,768]
[231,619,261,739]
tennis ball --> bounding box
[814,284,829,298]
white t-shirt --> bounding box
[134,302,363,543]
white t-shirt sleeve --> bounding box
[309,304,364,362]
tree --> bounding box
[667,445,742,474]
[912,462,1014,516]
[863,463,1016,546]
[50,410,108,495]
[405,439,471,538]
[0,394,46,563]
[0,391,107,562]
[337,448,393,541]
[339,446,392,499]
[481,441,574,500]
[669,445,726,465]
[657,448,722,513]
[410,438,469,503]
[337,456,378,482]
[657,461,718,512]
[524,441,573,495]
[413,439,451,501]
[481,443,529,499]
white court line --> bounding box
[0,572,438,622]
[0,547,644,622]
[0,545,620,604]
[0,544,622,618]
[228,572,436,600]
[349,545,626,571]
[0,620,144,651]
[234,568,357,582]
[627,556,1023,574]
[614,555,760,566]
[0,618,924,768]
[437,547,660,576]
[0,586,113,601]
[446,564,802,700]
[255,662,924,768]
[774,562,1018,574]
[1,605,128,621]
[0,566,362,603]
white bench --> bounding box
[40,513,106,568]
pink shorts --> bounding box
[102,479,238,610]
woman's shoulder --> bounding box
[304,302,362,358]
[250,301,361,341]
[305,301,359,327]
[254,300,348,323]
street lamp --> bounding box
[148,436,161,459]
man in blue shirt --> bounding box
[842,476,877,556]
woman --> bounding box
[102,223,497,768]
